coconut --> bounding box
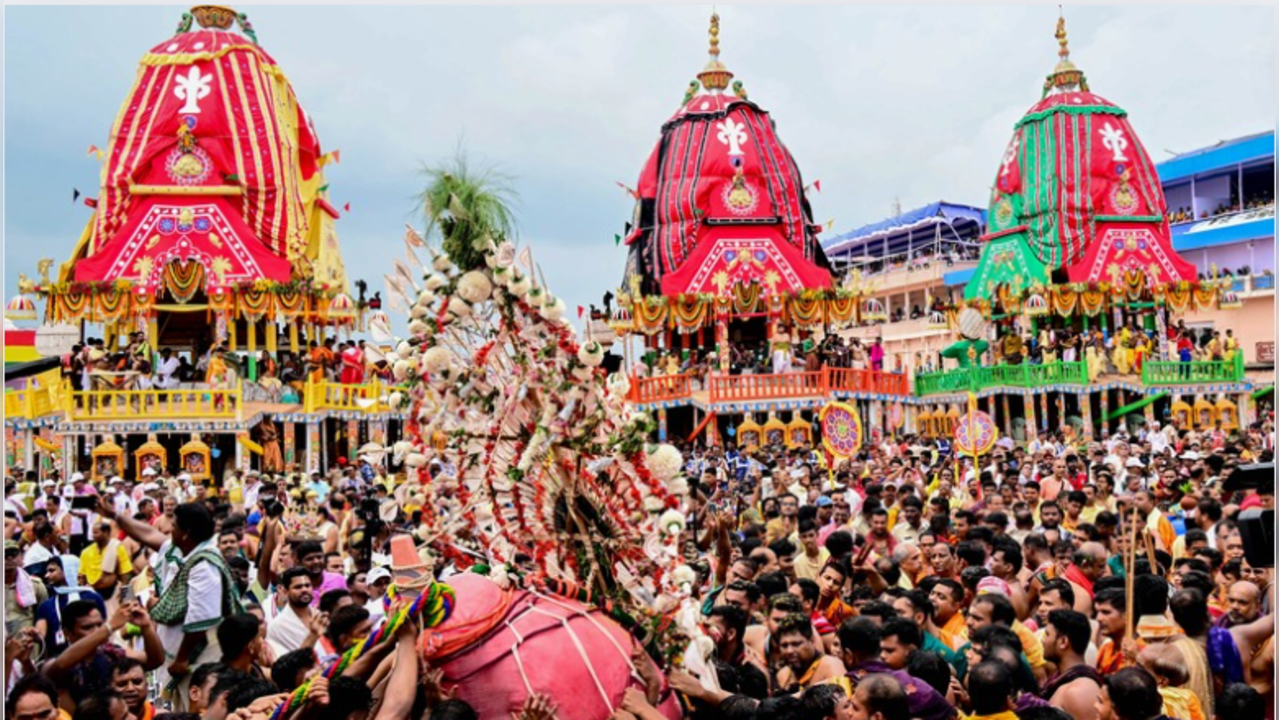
[544,297,566,321]
[527,287,548,308]
[659,509,686,535]
[392,359,412,381]
[421,347,454,375]
[456,271,493,304]
[432,255,453,273]
[388,391,405,409]
[425,274,448,291]
[396,341,415,357]
[410,305,430,320]
[407,319,429,336]
[646,444,683,482]
[447,297,473,319]
[578,341,605,367]
[405,453,428,468]
[508,273,532,298]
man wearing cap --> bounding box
[364,566,392,623]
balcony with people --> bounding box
[914,318,1247,396]
[625,333,911,407]
[18,335,406,424]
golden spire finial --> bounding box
[697,10,733,93]
[708,11,721,58]
[1055,9,1070,63]
[1043,7,1088,96]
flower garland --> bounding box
[789,296,824,328]
[826,296,856,324]
[1052,287,1078,317]
[670,295,709,331]
[164,261,205,304]
[1079,289,1106,316]
[239,286,272,322]
[94,288,131,323]
[1166,286,1192,314]
[1193,286,1217,310]
[633,300,668,334]
[733,283,761,314]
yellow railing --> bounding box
[62,381,243,421]
[302,378,403,413]
[4,380,64,421]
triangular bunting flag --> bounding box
[814,179,821,192]
[577,306,584,319]
[517,246,533,270]
[343,202,351,212]
[825,218,835,232]
[404,224,425,248]
[624,221,633,235]
[332,149,341,164]
[72,188,81,203]
[318,183,330,193]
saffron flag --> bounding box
[404,224,426,248]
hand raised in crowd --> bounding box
[420,667,454,705]
[306,675,330,709]
[512,692,558,720]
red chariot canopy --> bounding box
[74,196,291,289]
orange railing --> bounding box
[628,367,912,405]
[709,371,828,403]
[629,374,694,404]
[826,367,911,396]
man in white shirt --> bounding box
[243,472,263,511]
[108,477,137,518]
[267,567,319,658]
[1148,421,1168,455]
[155,348,180,389]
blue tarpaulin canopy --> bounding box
[822,201,986,263]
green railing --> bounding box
[915,361,1087,396]
[916,369,975,396]
[1142,353,1245,386]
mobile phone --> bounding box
[853,539,874,567]
[119,583,136,606]
[72,495,97,511]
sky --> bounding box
[4,5,1274,334]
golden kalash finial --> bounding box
[697,11,734,92]
[1043,8,1089,96]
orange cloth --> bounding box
[941,611,968,651]
[821,597,857,628]
[1158,687,1205,720]
[1095,638,1131,676]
